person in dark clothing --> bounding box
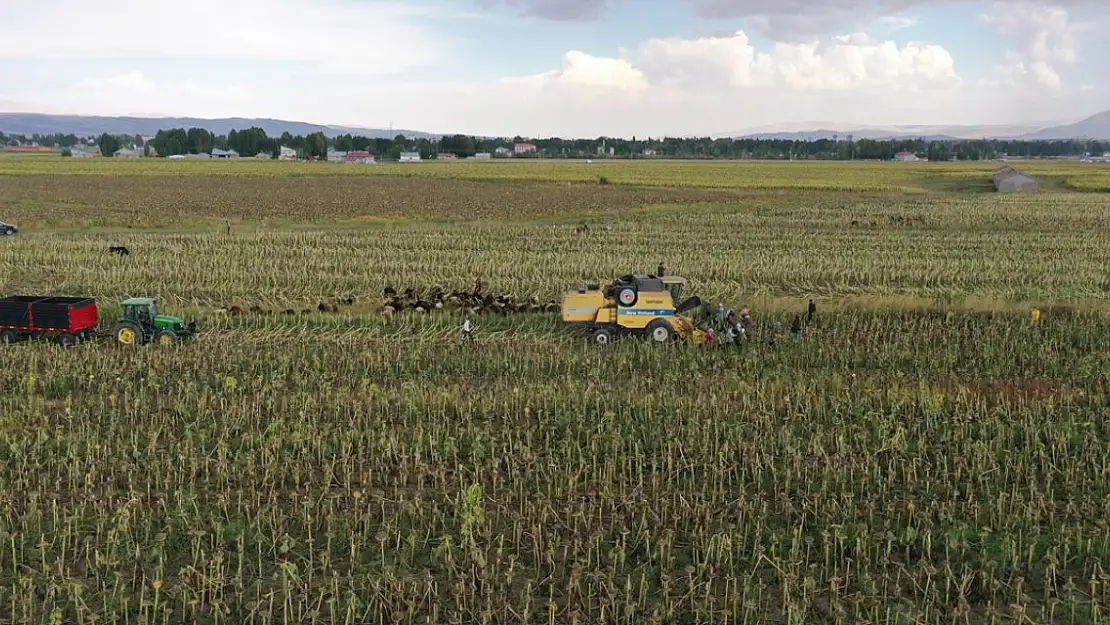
[657,262,665,277]
[790,315,802,340]
[807,299,816,322]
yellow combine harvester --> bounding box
[560,273,710,344]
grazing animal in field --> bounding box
[109,246,130,256]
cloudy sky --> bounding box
[0,0,1106,137]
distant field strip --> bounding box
[3,154,1109,191]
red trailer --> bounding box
[0,295,99,345]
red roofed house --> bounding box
[436,152,457,160]
[513,142,537,155]
[345,151,375,164]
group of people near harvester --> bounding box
[694,298,816,347]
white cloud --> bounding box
[633,30,959,91]
[292,29,968,137]
[503,51,649,91]
[0,0,447,76]
[979,2,1081,89]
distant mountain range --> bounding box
[1018,110,1110,141]
[1,110,1109,142]
[0,113,439,139]
[727,110,1110,141]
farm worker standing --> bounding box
[715,304,726,328]
[790,315,802,341]
[462,318,474,342]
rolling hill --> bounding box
[1018,110,1110,140]
[0,113,439,139]
[2,109,1108,142]
[727,111,1110,142]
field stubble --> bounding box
[2,312,1110,623]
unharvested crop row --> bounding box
[3,197,1110,308]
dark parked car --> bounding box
[0,221,16,235]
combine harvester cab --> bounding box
[561,273,702,344]
[0,295,99,346]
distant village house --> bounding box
[345,151,375,164]
[399,151,421,162]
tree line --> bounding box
[3,128,1107,161]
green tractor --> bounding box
[113,297,197,346]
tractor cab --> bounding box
[114,297,197,346]
[121,297,157,327]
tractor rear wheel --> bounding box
[155,331,177,346]
[114,322,143,346]
[645,319,675,343]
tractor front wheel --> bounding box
[114,322,143,346]
[155,331,177,346]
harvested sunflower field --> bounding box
[1,156,1109,624]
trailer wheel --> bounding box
[0,330,19,344]
[55,334,77,348]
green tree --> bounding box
[306,132,327,159]
[97,133,120,157]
